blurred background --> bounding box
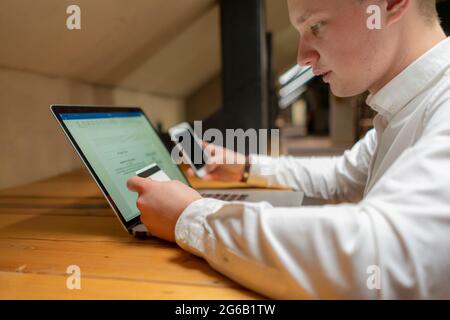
[1,0,449,190]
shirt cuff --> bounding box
[248,154,278,187]
[175,197,226,257]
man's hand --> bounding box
[186,141,247,182]
[126,177,202,242]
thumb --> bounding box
[127,176,149,194]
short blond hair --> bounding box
[416,0,438,21]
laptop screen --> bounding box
[60,111,188,223]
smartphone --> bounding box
[168,122,208,178]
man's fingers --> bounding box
[188,165,215,178]
[202,141,216,157]
[186,168,195,177]
[201,140,210,148]
[202,174,214,181]
[127,176,150,193]
[202,172,222,181]
[204,162,218,174]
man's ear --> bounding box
[384,0,411,26]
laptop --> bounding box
[50,105,304,236]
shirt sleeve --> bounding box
[175,95,450,299]
[176,198,378,299]
[248,129,377,202]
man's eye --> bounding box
[310,21,325,35]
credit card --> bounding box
[135,163,171,182]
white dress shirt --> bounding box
[175,37,450,299]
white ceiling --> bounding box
[0,0,298,98]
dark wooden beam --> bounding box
[205,0,269,132]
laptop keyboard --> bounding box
[200,192,249,201]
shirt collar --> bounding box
[366,37,450,120]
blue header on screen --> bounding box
[60,112,143,120]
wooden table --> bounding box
[0,169,263,299]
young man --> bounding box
[127,0,450,299]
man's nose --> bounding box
[297,39,319,67]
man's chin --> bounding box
[329,83,367,98]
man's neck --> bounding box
[369,23,447,94]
